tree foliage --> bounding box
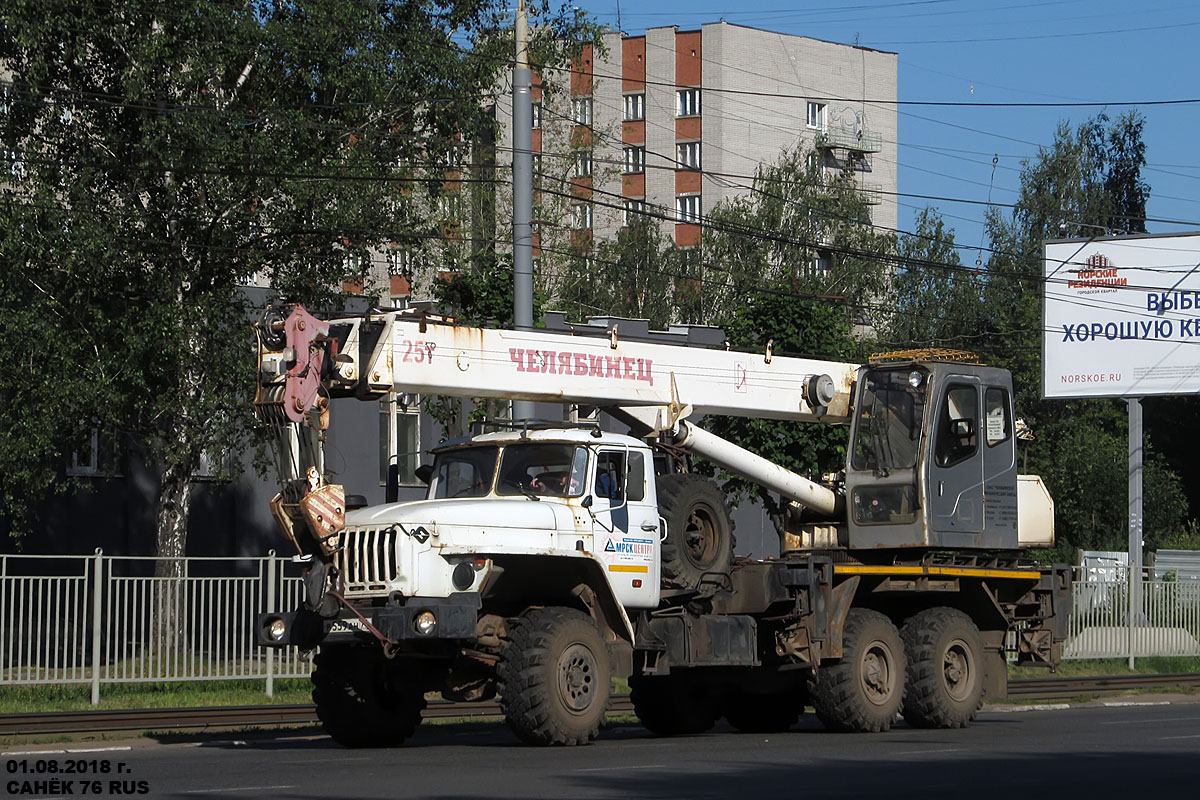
[697,146,895,328]
[0,0,592,555]
[885,207,986,349]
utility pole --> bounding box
[1127,396,1144,667]
[511,0,535,421]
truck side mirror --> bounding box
[414,463,433,485]
[581,495,593,509]
[386,463,399,503]
[951,418,974,438]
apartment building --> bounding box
[497,21,898,252]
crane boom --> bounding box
[256,306,859,429]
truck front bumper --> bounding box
[257,593,481,649]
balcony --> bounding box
[815,128,882,154]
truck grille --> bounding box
[336,527,398,593]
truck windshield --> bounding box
[851,369,927,473]
[497,443,589,498]
[428,446,499,499]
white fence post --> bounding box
[90,549,103,705]
[265,551,276,699]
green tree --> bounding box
[555,218,679,328]
[885,207,986,349]
[0,1,591,560]
[981,111,1187,556]
[694,146,895,328]
[690,146,891,537]
[704,293,867,534]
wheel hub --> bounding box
[558,642,597,714]
[860,642,894,705]
[942,638,974,701]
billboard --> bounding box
[1043,232,1200,399]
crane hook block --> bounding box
[282,305,331,424]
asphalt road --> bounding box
[5,700,1199,800]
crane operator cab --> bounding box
[844,355,1021,551]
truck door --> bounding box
[928,378,985,534]
[592,448,660,609]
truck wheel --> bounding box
[629,672,720,736]
[657,474,734,591]
[901,607,984,728]
[497,607,611,746]
[724,688,805,733]
[808,608,905,733]
[311,645,427,748]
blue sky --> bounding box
[572,0,1200,260]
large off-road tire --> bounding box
[901,607,984,729]
[311,645,427,748]
[723,687,806,733]
[656,474,735,592]
[629,672,721,736]
[497,607,612,746]
[809,608,906,733]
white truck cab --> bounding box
[338,429,661,611]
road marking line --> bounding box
[182,786,298,794]
[576,764,667,773]
[989,704,1071,713]
[66,746,134,753]
[1104,701,1171,707]
[889,748,967,756]
[1102,716,1200,725]
[2,749,67,756]
[1159,734,1200,740]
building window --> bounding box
[387,247,414,276]
[67,428,119,477]
[380,395,422,486]
[623,198,646,225]
[623,146,645,174]
[676,141,701,170]
[193,448,232,481]
[438,193,462,219]
[676,88,701,117]
[810,250,832,278]
[532,101,542,129]
[806,101,827,130]
[572,203,594,229]
[676,195,701,224]
[573,151,593,178]
[623,93,645,121]
[572,97,593,126]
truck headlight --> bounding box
[267,617,287,641]
[414,610,437,636]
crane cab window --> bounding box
[985,388,1011,447]
[935,385,978,468]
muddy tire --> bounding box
[724,688,805,733]
[497,607,611,746]
[657,474,734,592]
[901,607,984,729]
[630,672,721,736]
[809,608,905,733]
[311,645,427,748]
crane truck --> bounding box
[253,303,1070,747]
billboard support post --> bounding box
[1127,396,1143,668]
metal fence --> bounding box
[3,553,1200,704]
[0,551,310,703]
[1066,574,1200,659]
